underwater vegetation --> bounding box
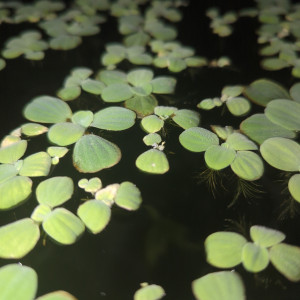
[0,0,300,299]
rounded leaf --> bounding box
[31,204,52,223]
[179,127,219,152]
[0,164,18,184]
[141,115,164,133]
[77,200,111,234]
[143,133,162,146]
[172,109,200,129]
[151,77,176,94]
[71,111,94,128]
[101,83,133,102]
[115,181,142,211]
[226,133,258,151]
[0,140,27,163]
[57,86,81,101]
[250,225,285,247]
[36,290,77,300]
[154,106,178,119]
[81,78,105,95]
[288,174,300,203]
[226,97,251,116]
[205,231,247,268]
[127,69,154,86]
[19,152,52,177]
[134,284,165,300]
[36,177,74,208]
[73,135,121,173]
[125,95,158,117]
[23,96,72,123]
[0,218,40,259]
[43,208,85,245]
[21,123,48,136]
[290,82,300,102]
[136,149,169,174]
[242,242,269,272]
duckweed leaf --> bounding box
[288,174,300,203]
[131,83,153,96]
[179,127,219,152]
[250,225,285,247]
[242,242,269,272]
[36,290,77,300]
[31,204,52,223]
[143,133,162,146]
[71,111,94,128]
[115,181,142,210]
[134,283,165,300]
[265,99,300,131]
[72,67,93,80]
[260,137,300,171]
[136,149,169,174]
[192,271,245,300]
[240,113,296,144]
[211,125,234,140]
[1,135,21,147]
[0,164,18,184]
[141,115,164,133]
[57,86,81,101]
[198,98,215,110]
[92,107,136,131]
[226,97,251,116]
[0,264,37,300]
[21,123,48,136]
[77,200,111,234]
[154,106,177,119]
[24,96,72,123]
[73,135,121,173]
[47,147,69,158]
[169,57,186,72]
[226,133,258,150]
[172,109,200,129]
[230,151,264,181]
[19,152,52,177]
[43,208,85,245]
[97,70,127,85]
[290,82,300,102]
[48,123,85,146]
[81,79,105,95]
[205,231,247,268]
[36,177,74,208]
[0,218,39,259]
[244,78,290,106]
[0,176,32,210]
[95,184,120,205]
[125,95,158,116]
[222,85,244,98]
[270,243,300,282]
[102,83,133,102]
[204,144,236,170]
[127,69,154,86]
[49,35,82,51]
[0,140,27,163]
[78,177,102,193]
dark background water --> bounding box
[1,0,300,299]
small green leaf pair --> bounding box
[205,225,300,281]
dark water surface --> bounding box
[1,1,300,299]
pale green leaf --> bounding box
[21,123,48,136]
[151,77,176,94]
[31,204,52,223]
[242,242,269,272]
[154,106,177,119]
[288,174,300,203]
[226,133,258,150]
[57,86,81,101]
[19,152,52,177]
[71,111,94,128]
[127,69,154,86]
[226,97,251,116]
[81,78,105,95]
[141,115,164,133]
[143,133,162,146]
[136,149,169,174]
[125,95,158,117]
[0,140,27,163]
[115,181,142,211]
[0,164,18,184]
[172,109,200,129]
[36,290,77,300]
[101,83,133,102]
[134,283,165,300]
[250,225,285,247]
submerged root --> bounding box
[277,195,300,221]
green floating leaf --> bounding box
[97,70,127,85]
[270,243,300,282]
[31,204,52,223]
[226,97,251,116]
[154,106,177,119]
[127,69,154,86]
[226,133,258,151]
[242,242,269,272]
[198,98,216,110]
[134,283,165,300]
[47,146,69,158]
[57,86,81,101]
[0,218,39,259]
[115,181,142,211]
[0,176,32,210]
[265,99,300,131]
[101,83,133,102]
[290,82,300,102]
[19,152,52,177]
[73,135,121,173]
[81,78,105,95]
[169,57,186,72]
[0,140,27,163]
[211,125,233,140]
[192,271,245,300]
[230,151,264,181]
[151,77,176,94]
[23,96,72,123]
[36,290,77,300]
[204,144,236,170]
[0,164,18,184]
[172,109,200,129]
[260,137,300,171]
[250,225,285,247]
[288,174,300,203]
[240,113,296,144]
[261,58,289,71]
[141,115,164,133]
[21,123,48,136]
[36,177,74,208]
[50,35,82,51]
[143,133,162,146]
[125,95,158,117]
[205,231,247,268]
[95,184,119,205]
[48,123,85,146]
[43,208,85,245]
[222,85,244,98]
[71,111,94,128]
[92,107,136,131]
[131,83,153,96]
[136,149,169,174]
[77,200,111,234]
[0,58,6,71]
[244,78,290,106]
[0,264,37,300]
[179,127,219,152]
